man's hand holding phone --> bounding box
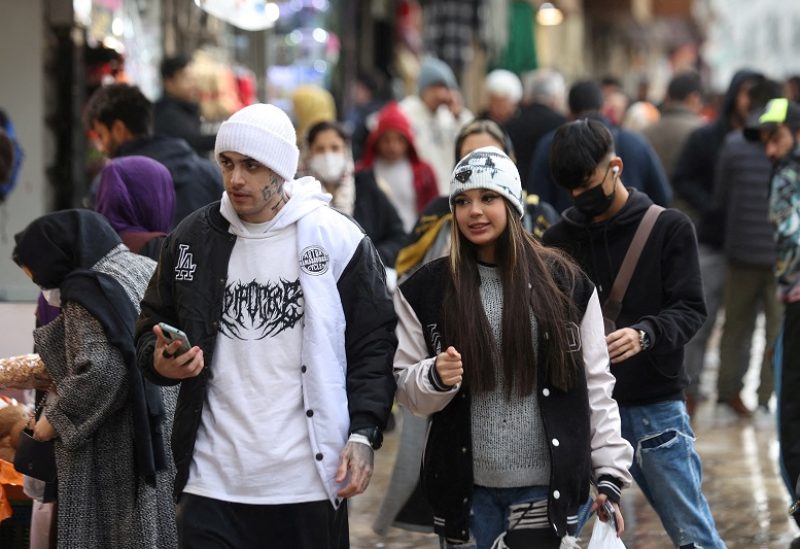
[153,323,204,380]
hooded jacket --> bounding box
[357,102,439,214]
[543,189,707,406]
[672,69,763,248]
[116,136,223,227]
[135,177,398,504]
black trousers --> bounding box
[177,493,349,549]
[781,302,800,516]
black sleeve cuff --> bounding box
[428,359,453,392]
[596,475,623,504]
[632,319,657,350]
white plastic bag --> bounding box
[586,517,626,549]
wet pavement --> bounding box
[349,316,800,548]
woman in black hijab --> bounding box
[13,209,178,549]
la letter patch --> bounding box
[175,244,197,281]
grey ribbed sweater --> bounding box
[470,264,550,487]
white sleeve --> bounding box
[392,289,459,417]
[581,289,634,489]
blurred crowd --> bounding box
[3,39,800,549]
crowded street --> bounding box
[2,303,798,547]
[3,1,800,548]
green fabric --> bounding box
[494,0,537,75]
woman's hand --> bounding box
[33,415,57,442]
[434,346,463,387]
[591,493,625,536]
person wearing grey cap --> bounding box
[399,56,472,195]
[135,103,398,548]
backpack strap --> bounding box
[603,204,665,324]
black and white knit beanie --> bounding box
[450,146,524,218]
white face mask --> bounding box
[41,288,61,307]
[309,152,347,183]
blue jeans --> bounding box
[440,485,556,549]
[620,400,726,548]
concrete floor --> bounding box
[2,303,798,547]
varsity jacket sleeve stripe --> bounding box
[392,288,459,417]
[582,289,634,494]
[337,237,399,432]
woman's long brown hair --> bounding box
[442,200,582,397]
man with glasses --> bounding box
[543,119,724,548]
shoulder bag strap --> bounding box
[603,204,665,323]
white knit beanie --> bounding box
[450,146,524,218]
[214,103,299,182]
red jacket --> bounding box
[357,102,439,213]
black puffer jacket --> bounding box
[714,131,776,267]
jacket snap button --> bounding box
[553,490,560,499]
[315,453,323,461]
[552,438,559,447]
[461,447,468,453]
[306,410,314,417]
[301,365,307,373]
[463,497,468,504]
[542,388,550,397]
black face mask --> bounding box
[574,172,616,217]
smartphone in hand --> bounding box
[602,499,618,532]
[158,322,192,356]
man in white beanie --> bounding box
[135,103,398,548]
[400,56,473,195]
